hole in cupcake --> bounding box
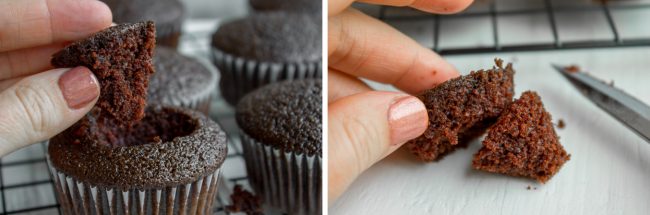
[91,107,199,147]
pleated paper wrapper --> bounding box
[47,155,222,215]
[211,47,322,105]
[240,131,322,215]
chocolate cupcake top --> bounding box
[236,79,322,156]
[211,12,321,63]
[101,0,184,36]
[48,106,228,189]
[249,0,322,13]
[148,47,218,106]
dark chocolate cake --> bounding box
[226,185,263,215]
[48,106,228,189]
[236,79,322,214]
[473,91,570,183]
[148,47,217,113]
[236,79,322,156]
[211,12,321,63]
[51,21,156,124]
[407,59,515,161]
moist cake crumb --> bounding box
[52,21,156,125]
[564,65,580,73]
[558,119,566,129]
[473,91,570,183]
[406,59,515,161]
[226,185,263,215]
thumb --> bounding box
[0,67,99,156]
[328,91,428,202]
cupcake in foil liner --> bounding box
[47,156,221,215]
[211,47,321,105]
[210,12,322,106]
[148,47,219,115]
[47,106,228,215]
[155,22,183,49]
[240,132,322,215]
[235,80,322,214]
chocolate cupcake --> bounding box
[236,79,322,215]
[249,0,322,13]
[211,12,322,105]
[148,47,219,114]
[47,106,228,214]
[101,0,185,48]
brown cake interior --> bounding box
[407,59,515,161]
[226,185,263,215]
[83,107,198,147]
[51,21,156,124]
[472,91,570,183]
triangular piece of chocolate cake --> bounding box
[473,91,570,183]
[52,21,156,124]
[407,59,515,161]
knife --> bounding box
[552,64,650,143]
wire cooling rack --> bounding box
[371,0,650,55]
[0,19,287,215]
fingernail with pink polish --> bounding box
[58,67,100,109]
[388,96,428,146]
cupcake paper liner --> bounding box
[155,56,219,115]
[240,131,322,215]
[47,155,222,215]
[155,20,183,49]
[211,47,322,105]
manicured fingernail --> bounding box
[388,96,428,146]
[58,67,99,109]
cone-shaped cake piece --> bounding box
[52,21,156,124]
[407,59,515,161]
[473,91,570,183]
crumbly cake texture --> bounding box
[473,91,570,183]
[211,12,321,63]
[226,185,263,215]
[52,21,156,124]
[48,106,228,189]
[407,59,515,161]
[236,79,322,156]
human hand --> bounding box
[328,0,473,202]
[0,0,111,156]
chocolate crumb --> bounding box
[407,59,515,161]
[558,119,566,129]
[472,91,571,183]
[226,185,263,215]
[534,187,538,190]
[52,21,156,125]
[527,185,531,190]
[564,65,580,73]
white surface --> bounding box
[332,46,650,215]
[333,2,650,215]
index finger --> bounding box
[329,9,459,94]
[0,0,112,52]
[329,0,474,16]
